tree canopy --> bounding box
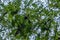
[0,0,60,40]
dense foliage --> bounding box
[0,0,60,40]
